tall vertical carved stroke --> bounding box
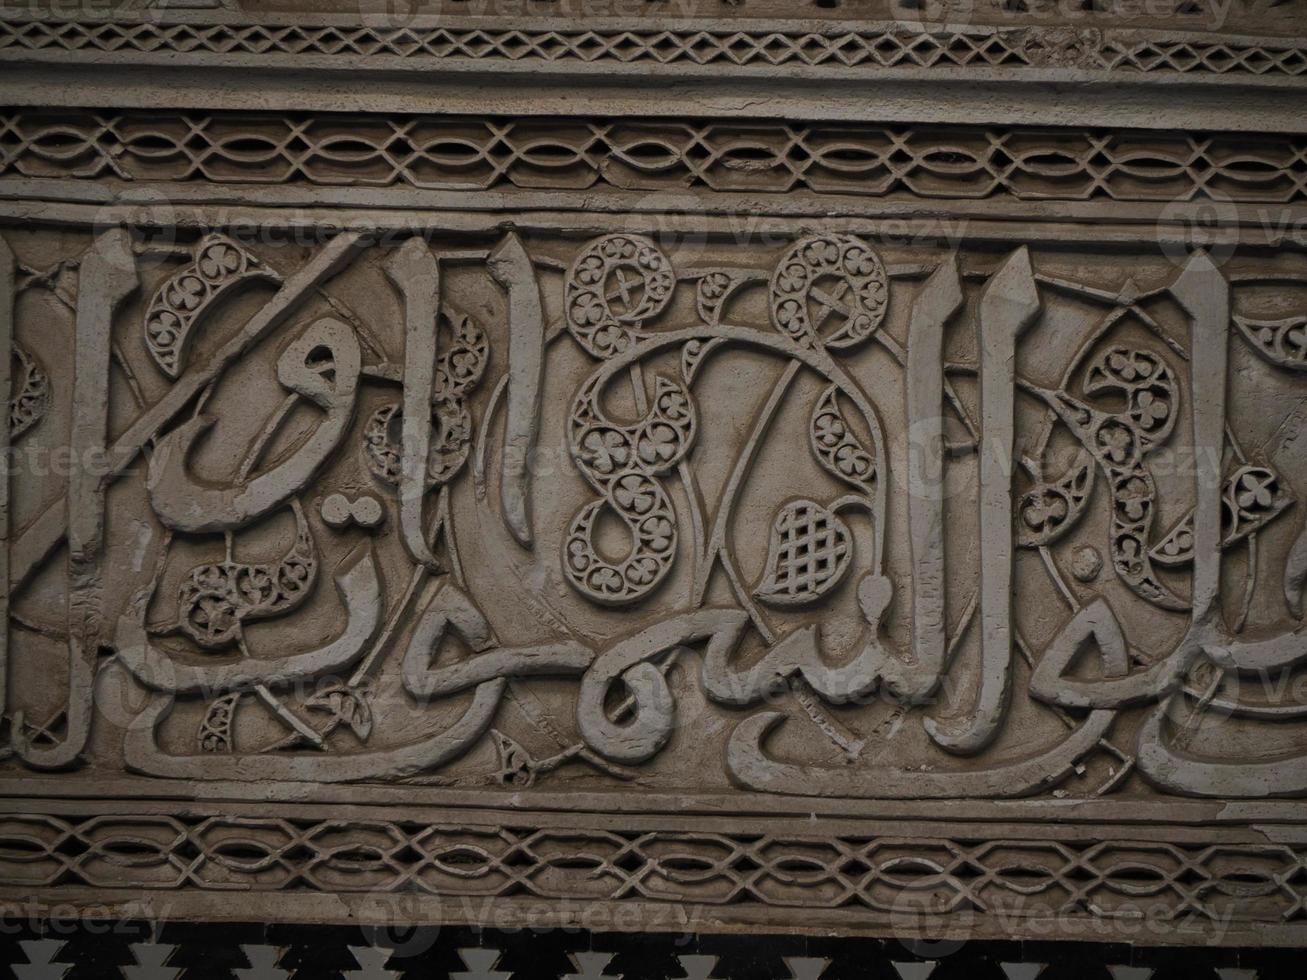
[1175,251,1230,633]
[384,238,442,574]
[0,236,12,737]
[894,255,964,703]
[486,232,544,550]
[14,229,137,768]
[1130,253,1307,796]
[7,232,367,594]
[929,248,1041,755]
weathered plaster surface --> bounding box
[2,0,1307,947]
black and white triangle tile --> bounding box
[0,926,1296,979]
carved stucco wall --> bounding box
[2,0,1307,950]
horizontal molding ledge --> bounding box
[4,64,1307,135]
[2,14,1307,130]
[7,887,1305,948]
[3,200,1304,253]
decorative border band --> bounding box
[3,109,1306,206]
[1,809,1304,944]
[0,15,1305,79]
[1,923,1305,977]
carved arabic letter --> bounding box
[116,546,381,695]
[1213,628,1307,675]
[1025,598,1181,711]
[701,612,880,708]
[927,247,1040,756]
[14,229,138,769]
[0,236,12,733]
[146,317,362,533]
[404,638,595,701]
[9,232,366,594]
[897,254,963,702]
[1031,255,1248,726]
[701,626,820,707]
[1175,251,1229,631]
[124,583,515,784]
[401,581,592,699]
[578,609,749,765]
[727,708,1114,798]
[384,238,442,573]
[126,678,499,783]
[1137,697,1307,798]
[1032,634,1205,711]
[1126,252,1307,797]
[144,232,281,378]
[486,232,545,549]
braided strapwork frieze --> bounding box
[1,811,1304,929]
[1,16,1307,78]
[2,110,1307,204]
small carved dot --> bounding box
[321,493,385,531]
[352,496,384,528]
[1071,547,1104,583]
[321,493,353,529]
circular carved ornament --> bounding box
[565,234,675,358]
[770,234,888,350]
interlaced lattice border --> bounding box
[1,16,1306,78]
[2,812,1305,931]
[3,109,1306,204]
